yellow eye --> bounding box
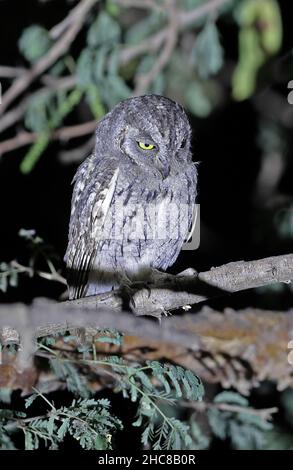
[138,141,155,150]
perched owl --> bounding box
[65,95,197,300]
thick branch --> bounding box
[1,303,293,393]
[67,254,293,317]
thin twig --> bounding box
[8,260,67,286]
[120,0,231,64]
[183,401,278,421]
[0,66,26,78]
[0,121,97,156]
[0,76,76,134]
[113,0,164,13]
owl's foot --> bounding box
[120,275,151,309]
[118,283,141,310]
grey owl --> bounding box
[65,95,197,300]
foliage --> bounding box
[1,329,280,451]
[0,394,122,450]
[10,0,283,172]
[18,25,52,63]
[41,338,204,450]
[207,391,273,449]
[0,229,65,293]
[0,331,204,450]
[232,0,282,100]
[191,21,224,79]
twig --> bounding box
[0,121,97,156]
[120,0,231,64]
[113,0,164,13]
[183,400,278,421]
[0,0,97,114]
[49,0,95,40]
[0,76,76,134]
[58,135,95,164]
[55,120,97,140]
[0,66,26,78]
[9,260,67,286]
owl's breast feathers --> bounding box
[65,154,197,299]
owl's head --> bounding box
[95,95,192,179]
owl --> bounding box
[65,94,197,300]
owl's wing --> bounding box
[65,155,119,299]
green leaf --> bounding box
[24,431,35,450]
[191,21,224,78]
[25,393,38,409]
[125,12,164,45]
[185,82,213,118]
[87,12,121,47]
[47,415,55,436]
[57,418,70,440]
[95,434,108,450]
[19,25,52,63]
[20,133,50,174]
[214,391,249,406]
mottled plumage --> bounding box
[65,95,197,299]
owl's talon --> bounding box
[131,280,152,298]
[119,284,137,309]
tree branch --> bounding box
[120,0,231,65]
[1,303,293,394]
[0,0,231,157]
[66,254,293,317]
[183,400,278,421]
[0,121,97,156]
[0,76,76,134]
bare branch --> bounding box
[113,0,164,12]
[67,254,293,317]
[183,400,278,421]
[0,76,76,134]
[120,0,231,64]
[0,66,26,78]
[1,302,293,393]
[0,121,97,156]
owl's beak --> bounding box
[155,158,170,179]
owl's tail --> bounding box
[83,279,118,297]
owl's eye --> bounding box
[137,141,155,150]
